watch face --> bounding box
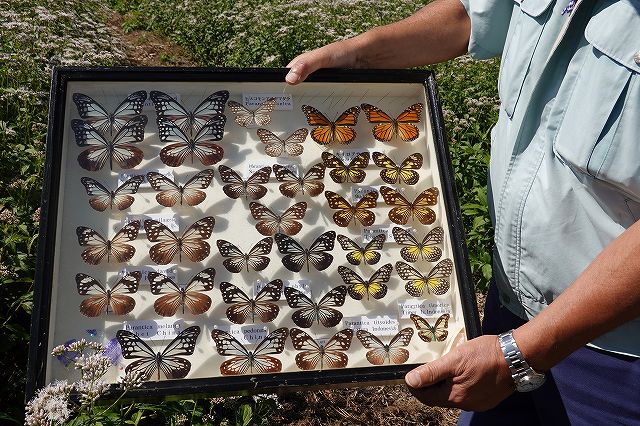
[516,374,546,392]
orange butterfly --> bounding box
[380,186,438,225]
[301,105,360,145]
[361,103,423,142]
[325,190,378,227]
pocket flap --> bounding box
[585,1,640,72]
[519,0,554,17]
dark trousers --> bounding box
[458,283,640,426]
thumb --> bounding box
[405,355,453,388]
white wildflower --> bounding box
[25,380,73,426]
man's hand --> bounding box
[285,40,359,85]
[405,335,515,411]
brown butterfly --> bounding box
[76,272,141,317]
[302,105,360,145]
[146,169,215,207]
[249,201,307,236]
[356,328,414,365]
[218,165,271,200]
[337,263,393,301]
[372,152,423,185]
[324,190,377,227]
[274,231,335,272]
[361,103,423,142]
[219,279,282,324]
[257,128,307,157]
[380,186,439,225]
[157,116,225,167]
[283,285,347,328]
[289,328,353,370]
[321,151,369,183]
[76,221,140,265]
[396,259,453,297]
[148,268,216,316]
[144,217,215,264]
[411,313,450,342]
[80,175,144,211]
[228,97,276,127]
[216,237,273,273]
[272,163,325,198]
[211,327,288,375]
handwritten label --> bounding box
[120,264,177,282]
[334,149,369,164]
[246,160,296,177]
[397,299,452,319]
[284,279,312,297]
[143,93,180,111]
[213,324,269,345]
[119,168,173,188]
[122,319,187,340]
[123,213,178,233]
[243,93,293,111]
[351,185,380,203]
[343,315,399,336]
[362,224,413,243]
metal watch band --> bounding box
[498,330,546,392]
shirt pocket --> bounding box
[552,1,640,200]
[498,0,555,118]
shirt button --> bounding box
[635,51,640,65]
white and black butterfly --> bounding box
[219,280,282,324]
[157,116,225,167]
[73,91,147,136]
[147,169,215,207]
[256,128,307,157]
[218,165,271,200]
[227,97,276,127]
[150,90,229,134]
[283,285,347,328]
[216,237,273,273]
[249,201,307,236]
[211,327,288,375]
[274,230,335,272]
[116,325,201,381]
[148,268,216,316]
[81,175,144,211]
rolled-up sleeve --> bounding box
[459,0,514,59]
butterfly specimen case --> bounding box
[27,68,479,400]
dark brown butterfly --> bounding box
[211,327,288,375]
[338,263,393,301]
[336,233,385,265]
[73,91,147,136]
[361,103,423,142]
[150,90,229,134]
[372,152,423,185]
[396,259,453,297]
[301,105,360,145]
[356,328,414,365]
[249,201,307,236]
[219,279,282,324]
[392,226,443,262]
[144,217,215,264]
[257,128,307,157]
[117,325,200,381]
[321,151,369,183]
[411,313,450,342]
[284,285,347,328]
[274,230,335,272]
[216,237,273,273]
[289,328,353,370]
[81,175,144,211]
[272,163,325,198]
[228,97,276,127]
[157,116,225,167]
[76,272,141,317]
[147,169,215,207]
[76,221,140,265]
[148,268,216,316]
[380,186,439,225]
[218,165,271,200]
[324,190,378,227]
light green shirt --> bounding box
[460,0,640,357]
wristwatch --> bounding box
[498,330,546,392]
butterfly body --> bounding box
[81,175,144,211]
[117,325,200,381]
[324,190,378,227]
[73,91,147,136]
[249,201,307,236]
[302,105,360,145]
[372,152,423,185]
[410,313,450,342]
[147,169,215,207]
[216,237,273,273]
[336,233,385,265]
[220,280,282,324]
[356,328,414,365]
[150,90,229,134]
[148,268,216,316]
[392,226,443,262]
[380,186,439,225]
[284,285,347,328]
[396,259,453,297]
[144,217,215,264]
[76,221,140,265]
[290,328,353,370]
[274,231,335,272]
[272,163,325,198]
[361,103,423,142]
[219,165,271,200]
[211,327,288,375]
[321,152,369,184]
[76,272,141,317]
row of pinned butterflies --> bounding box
[71,90,424,171]
[76,258,452,320]
[115,311,450,380]
[77,216,451,282]
[82,151,427,213]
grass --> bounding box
[1,0,498,423]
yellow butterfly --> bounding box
[396,259,453,297]
[321,151,370,183]
[372,152,423,185]
[336,233,386,265]
[392,226,443,262]
[338,263,393,301]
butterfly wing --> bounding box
[219,282,253,324]
[394,103,423,141]
[412,187,439,225]
[357,328,413,365]
[274,233,306,272]
[306,230,336,271]
[285,285,347,328]
[244,237,273,271]
[73,91,146,134]
[257,128,307,157]
[158,116,225,167]
[76,273,109,317]
[179,217,216,262]
[80,177,134,212]
[76,221,139,265]
[148,272,185,317]
[228,98,275,127]
[362,103,422,142]
[116,329,159,381]
[325,190,377,227]
[147,172,182,207]
[396,261,428,297]
[419,227,444,261]
[151,90,228,133]
[144,220,179,264]
[190,90,230,131]
[411,314,450,342]
[339,263,392,301]
[180,267,216,315]
[109,176,144,210]
[381,186,437,225]
[291,328,353,370]
[425,259,453,295]
[249,327,287,373]
[106,272,141,316]
[212,328,286,375]
[249,201,307,236]
[157,326,200,379]
[273,163,325,198]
